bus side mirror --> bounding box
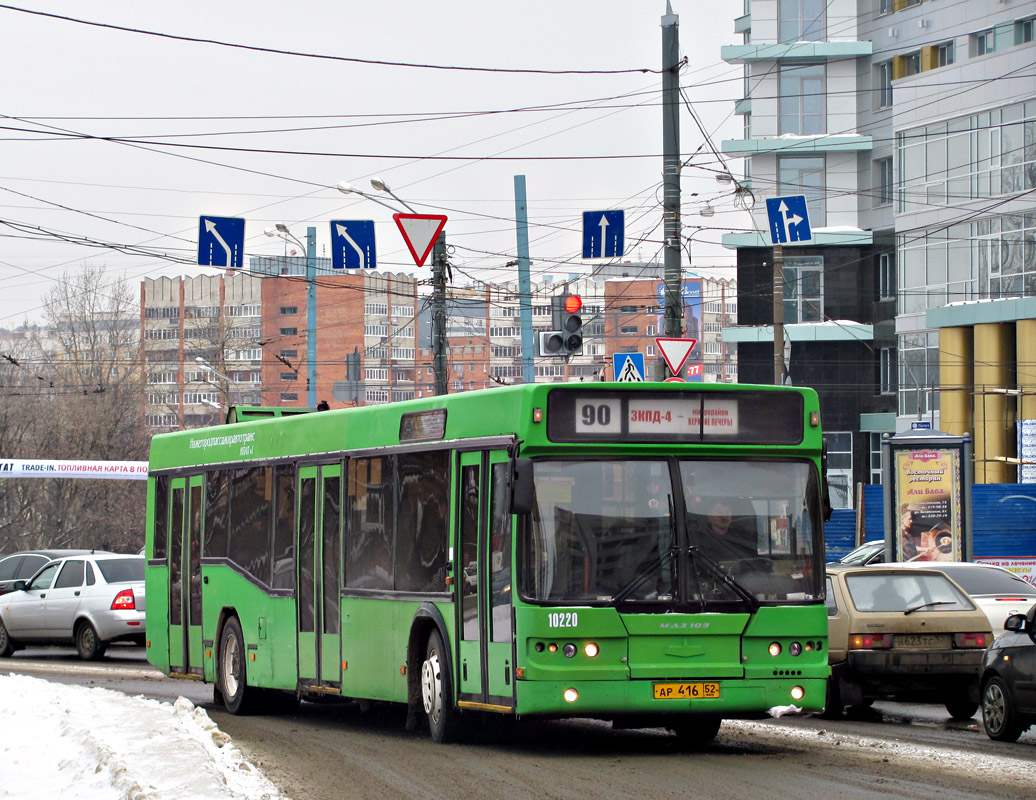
[511,457,534,515]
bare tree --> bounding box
[0,266,147,553]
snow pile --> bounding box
[0,674,288,800]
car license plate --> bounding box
[893,634,950,649]
[653,682,720,699]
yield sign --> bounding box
[656,338,697,376]
[393,213,447,267]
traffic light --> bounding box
[560,294,583,354]
[539,294,583,357]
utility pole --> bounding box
[432,232,448,395]
[306,226,317,406]
[661,2,684,375]
[514,175,535,386]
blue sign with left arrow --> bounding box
[765,195,812,245]
[330,220,376,270]
[582,210,624,259]
[198,215,245,268]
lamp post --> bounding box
[338,178,448,396]
[195,356,233,409]
[265,224,317,407]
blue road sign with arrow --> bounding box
[198,216,245,268]
[330,220,376,270]
[765,196,812,245]
[582,210,624,258]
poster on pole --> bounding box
[891,446,964,562]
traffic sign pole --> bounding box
[773,243,785,385]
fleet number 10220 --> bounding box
[548,612,578,628]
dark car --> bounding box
[980,604,1036,741]
[0,550,97,595]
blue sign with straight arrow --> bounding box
[330,220,376,270]
[198,216,245,268]
[582,210,624,259]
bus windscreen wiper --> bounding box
[686,545,759,609]
[608,546,675,607]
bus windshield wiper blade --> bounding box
[686,545,759,609]
[608,547,674,607]
[904,600,956,615]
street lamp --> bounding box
[337,178,449,396]
[196,356,232,408]
[265,224,317,407]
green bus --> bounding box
[145,382,831,743]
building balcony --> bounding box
[721,40,872,63]
[721,134,872,156]
[722,321,874,344]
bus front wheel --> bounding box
[219,616,254,715]
[421,629,457,743]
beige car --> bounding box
[824,564,993,719]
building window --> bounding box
[280,350,298,359]
[778,155,825,226]
[879,347,897,395]
[1018,18,1034,44]
[280,372,297,381]
[279,327,298,336]
[869,433,883,484]
[875,61,893,109]
[876,157,894,206]
[778,0,824,43]
[936,41,955,67]
[781,256,823,323]
[279,306,298,315]
[972,29,994,56]
[878,252,895,301]
[779,63,825,135]
[878,0,892,15]
[280,393,298,401]
[899,51,921,77]
[822,432,853,510]
[620,325,639,335]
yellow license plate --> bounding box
[653,682,720,700]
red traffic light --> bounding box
[564,295,582,314]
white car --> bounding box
[0,553,145,660]
[888,561,1036,634]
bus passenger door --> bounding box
[168,476,204,677]
[456,451,514,709]
[185,475,204,676]
[297,464,342,691]
[297,466,319,685]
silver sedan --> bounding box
[0,553,145,660]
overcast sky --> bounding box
[0,1,745,327]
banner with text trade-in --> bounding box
[892,446,964,562]
[0,459,148,480]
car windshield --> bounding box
[845,572,974,612]
[838,542,884,565]
[520,458,823,608]
[930,565,1036,597]
[95,558,144,583]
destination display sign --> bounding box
[546,389,803,445]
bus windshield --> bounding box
[520,458,822,608]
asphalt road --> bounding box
[3,646,1034,800]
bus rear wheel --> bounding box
[421,629,458,743]
[669,716,722,747]
[219,616,254,715]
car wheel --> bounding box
[75,622,107,660]
[0,618,14,657]
[982,676,1024,742]
[945,697,978,721]
[218,616,255,715]
[420,629,458,743]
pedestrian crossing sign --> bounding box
[613,353,645,382]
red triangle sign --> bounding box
[655,338,697,376]
[393,213,447,267]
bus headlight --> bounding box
[791,686,805,701]
[563,688,579,703]
[768,642,782,657]
[584,642,599,658]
